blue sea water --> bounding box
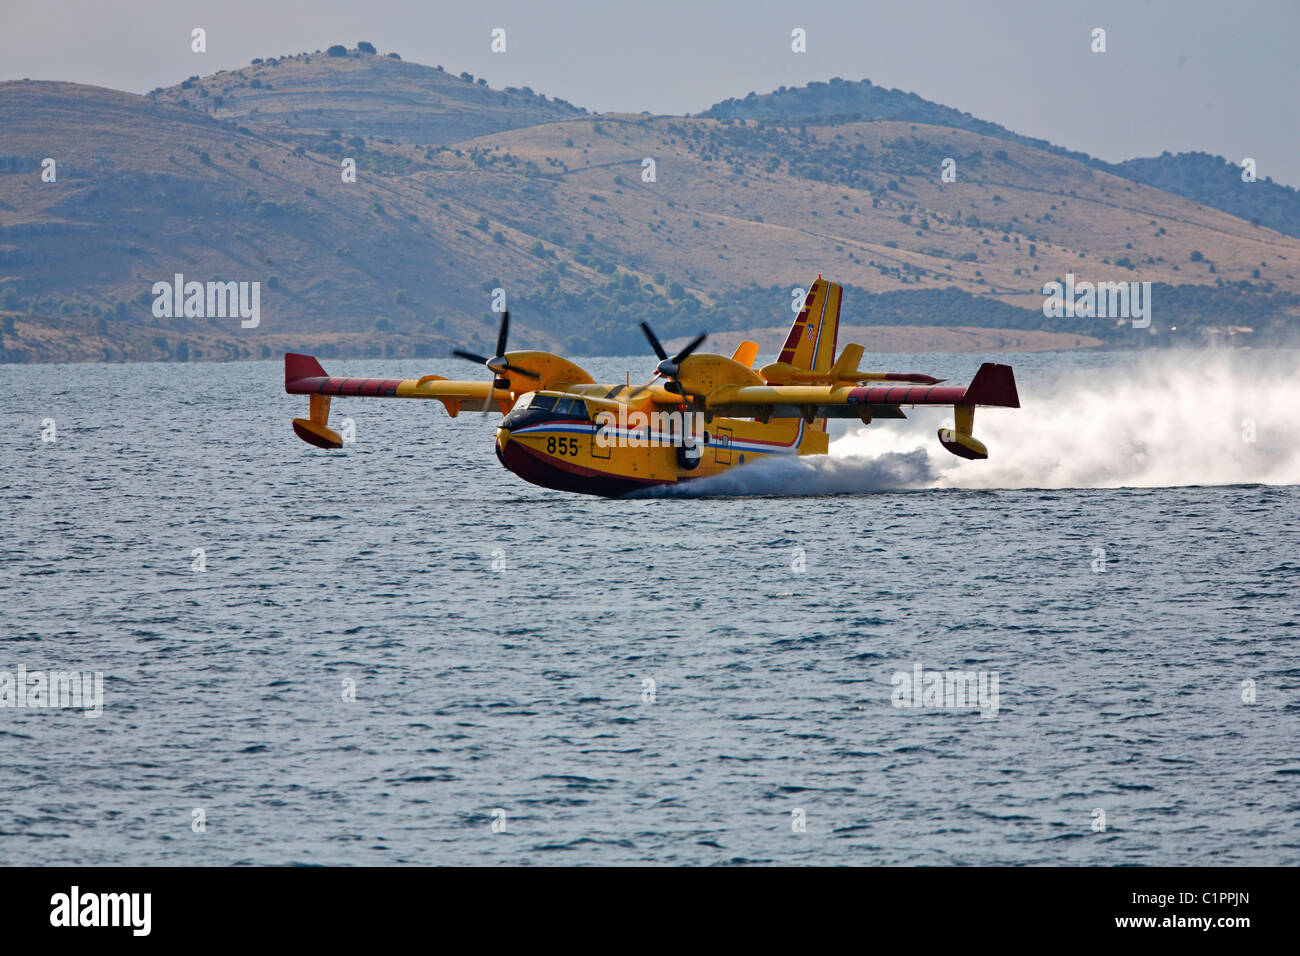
[1,349,1297,865]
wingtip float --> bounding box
[284,276,1020,497]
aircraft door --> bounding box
[713,427,733,464]
[591,416,612,459]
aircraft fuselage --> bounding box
[494,393,828,497]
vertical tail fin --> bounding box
[776,276,842,373]
[730,341,760,369]
[962,363,1020,408]
[285,352,329,390]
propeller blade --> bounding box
[627,376,659,399]
[495,311,510,358]
[452,349,490,365]
[501,362,541,379]
[671,331,708,365]
[481,380,506,417]
[640,322,667,361]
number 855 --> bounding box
[547,436,580,456]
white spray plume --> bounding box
[632,448,934,498]
[636,351,1300,497]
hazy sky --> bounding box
[4,0,1299,185]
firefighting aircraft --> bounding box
[284,277,1019,497]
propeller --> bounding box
[450,311,540,414]
[628,322,707,399]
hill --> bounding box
[1110,151,1300,239]
[3,58,1300,363]
[700,76,1095,165]
[702,77,1300,240]
[153,47,585,145]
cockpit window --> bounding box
[511,393,588,419]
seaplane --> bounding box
[284,277,1020,497]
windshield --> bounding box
[553,398,587,417]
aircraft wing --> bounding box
[285,353,514,447]
[705,362,1020,420]
[286,353,506,403]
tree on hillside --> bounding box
[357,41,376,54]
[327,45,347,57]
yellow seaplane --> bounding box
[284,277,1019,497]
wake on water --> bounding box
[634,351,1300,497]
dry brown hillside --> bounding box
[2,52,1299,363]
[448,115,1300,305]
[153,49,584,145]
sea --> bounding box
[1,347,1297,865]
